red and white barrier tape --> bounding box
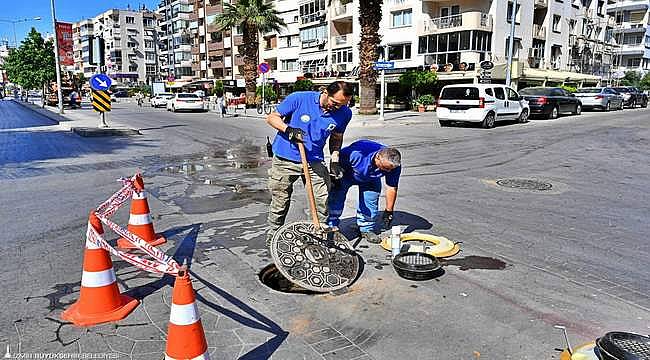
[90,175,180,275]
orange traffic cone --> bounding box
[62,211,139,326]
[117,174,166,249]
[165,267,210,360]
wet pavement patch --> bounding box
[496,178,553,191]
[71,127,141,137]
[440,256,508,271]
[258,264,318,295]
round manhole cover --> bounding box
[496,178,553,191]
[269,221,359,292]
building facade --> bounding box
[607,0,650,76]
[72,8,158,84]
[157,0,194,83]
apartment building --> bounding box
[0,42,10,84]
[188,0,245,84]
[157,0,194,83]
[607,0,650,74]
[72,8,158,84]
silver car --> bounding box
[574,87,624,111]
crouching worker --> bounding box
[327,140,401,243]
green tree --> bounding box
[213,80,224,96]
[213,0,285,106]
[256,85,277,102]
[620,70,641,87]
[640,72,650,91]
[293,79,314,92]
[3,28,55,94]
[399,70,438,98]
[358,0,382,114]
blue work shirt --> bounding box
[340,140,401,187]
[272,91,352,162]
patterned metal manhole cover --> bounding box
[270,221,359,292]
[496,178,553,191]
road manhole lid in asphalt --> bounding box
[495,178,553,191]
[269,221,359,293]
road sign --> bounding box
[373,61,395,70]
[258,62,270,74]
[89,74,112,91]
[92,90,111,112]
[480,61,494,70]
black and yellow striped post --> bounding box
[92,90,111,112]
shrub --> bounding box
[559,84,577,93]
[293,79,314,92]
[256,85,277,102]
[417,94,435,105]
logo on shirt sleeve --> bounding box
[326,123,336,131]
[300,114,311,123]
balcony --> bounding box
[533,24,546,40]
[234,35,244,46]
[620,43,647,55]
[606,0,649,12]
[235,56,245,66]
[534,0,548,8]
[421,12,492,34]
[208,41,224,51]
[206,4,223,14]
[301,38,327,49]
[332,4,352,20]
[209,60,224,68]
[332,34,352,48]
[300,11,326,25]
[192,63,201,71]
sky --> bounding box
[0,0,159,47]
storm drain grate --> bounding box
[496,178,553,191]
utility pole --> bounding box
[50,0,64,114]
[505,0,517,87]
[378,45,387,122]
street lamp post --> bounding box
[50,0,64,114]
[0,17,41,48]
[505,0,517,87]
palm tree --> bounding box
[357,0,382,114]
[213,0,286,105]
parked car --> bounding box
[612,86,648,108]
[166,93,205,112]
[436,84,529,128]
[519,87,582,119]
[109,90,129,102]
[151,92,175,108]
[574,87,624,111]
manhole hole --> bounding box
[496,178,552,191]
[258,264,317,295]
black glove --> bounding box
[382,210,394,229]
[285,126,305,143]
[329,161,344,180]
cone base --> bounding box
[61,294,139,327]
[117,234,166,249]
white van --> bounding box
[436,84,529,128]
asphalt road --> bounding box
[1,98,648,359]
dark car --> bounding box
[612,86,648,108]
[519,87,582,119]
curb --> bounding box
[71,127,142,137]
[10,99,68,125]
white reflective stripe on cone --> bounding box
[128,213,152,225]
[169,302,200,326]
[85,238,102,250]
[132,191,147,200]
[81,269,117,288]
[165,351,210,360]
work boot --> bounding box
[360,231,381,244]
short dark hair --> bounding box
[378,148,401,167]
[326,81,354,98]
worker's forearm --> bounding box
[385,186,398,211]
[266,112,288,132]
[329,132,344,160]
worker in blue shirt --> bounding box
[327,140,402,243]
[265,81,354,246]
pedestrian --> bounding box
[265,81,354,246]
[69,90,78,109]
[327,140,402,243]
[216,91,226,117]
[136,92,144,107]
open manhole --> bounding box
[258,264,318,295]
[496,178,553,191]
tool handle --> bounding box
[297,142,320,228]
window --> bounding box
[300,24,327,47]
[128,64,138,72]
[418,31,490,54]
[126,16,135,24]
[440,87,479,100]
[506,88,519,100]
[627,58,641,67]
[128,42,137,48]
[146,52,156,61]
[485,88,494,97]
[145,40,154,49]
[494,87,505,100]
[391,9,412,27]
[505,38,521,58]
[143,18,154,27]
[332,48,353,64]
[299,0,326,24]
[280,35,299,48]
[552,15,561,33]
[146,64,156,74]
[507,1,521,23]
[281,59,298,71]
[388,43,411,60]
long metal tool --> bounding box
[297,142,320,229]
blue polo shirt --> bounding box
[272,91,352,162]
[340,140,401,187]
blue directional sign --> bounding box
[373,61,395,70]
[89,74,112,91]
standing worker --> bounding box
[265,81,354,246]
[327,140,402,243]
